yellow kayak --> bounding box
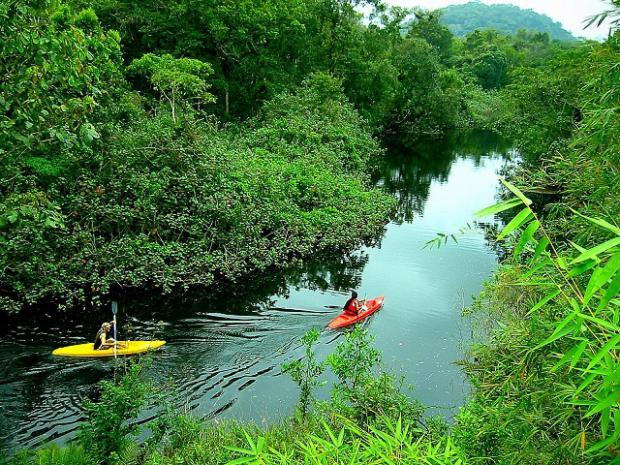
[52,340,166,358]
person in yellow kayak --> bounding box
[93,321,116,350]
[343,291,366,316]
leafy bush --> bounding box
[455,178,620,464]
[0,0,125,182]
[79,361,150,463]
[7,445,94,465]
[0,72,393,312]
[327,327,424,425]
[228,416,466,465]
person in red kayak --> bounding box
[343,291,366,316]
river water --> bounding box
[0,132,513,452]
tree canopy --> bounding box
[441,2,576,41]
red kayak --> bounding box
[327,296,385,329]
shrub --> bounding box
[282,328,325,422]
[327,327,424,425]
[79,361,150,463]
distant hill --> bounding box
[440,2,576,41]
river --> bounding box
[0,131,514,452]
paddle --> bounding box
[325,297,368,311]
[111,301,118,359]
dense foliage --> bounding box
[441,2,575,41]
[1,0,407,313]
[3,0,620,464]
[447,10,620,464]
[3,0,572,313]
[7,330,455,465]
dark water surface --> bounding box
[0,132,514,452]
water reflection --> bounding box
[375,131,514,223]
[1,131,511,452]
[0,248,373,451]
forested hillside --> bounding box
[441,2,576,41]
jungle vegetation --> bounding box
[2,0,620,464]
[0,0,593,314]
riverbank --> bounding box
[3,330,461,465]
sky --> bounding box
[382,0,612,39]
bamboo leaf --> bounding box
[584,388,620,417]
[602,406,611,437]
[584,268,604,306]
[586,434,619,454]
[557,257,568,270]
[552,339,587,372]
[497,208,534,241]
[569,241,588,254]
[585,252,620,305]
[500,178,533,206]
[527,288,562,316]
[599,269,620,311]
[578,312,620,332]
[531,236,550,264]
[570,340,589,369]
[474,198,522,218]
[514,220,540,257]
[568,260,598,278]
[574,372,598,396]
[524,257,552,278]
[535,313,579,349]
[570,237,620,264]
[226,457,255,465]
[585,335,620,373]
[571,209,620,236]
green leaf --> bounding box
[585,388,620,417]
[531,236,550,264]
[535,313,579,349]
[500,178,533,206]
[570,340,589,369]
[585,335,620,373]
[571,209,620,236]
[599,269,620,311]
[497,207,534,241]
[584,252,620,305]
[586,434,620,454]
[552,339,587,372]
[527,288,562,316]
[569,241,588,254]
[568,260,598,278]
[225,457,256,465]
[514,220,540,257]
[578,312,620,332]
[524,257,552,278]
[474,198,522,218]
[574,372,598,396]
[570,237,620,264]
